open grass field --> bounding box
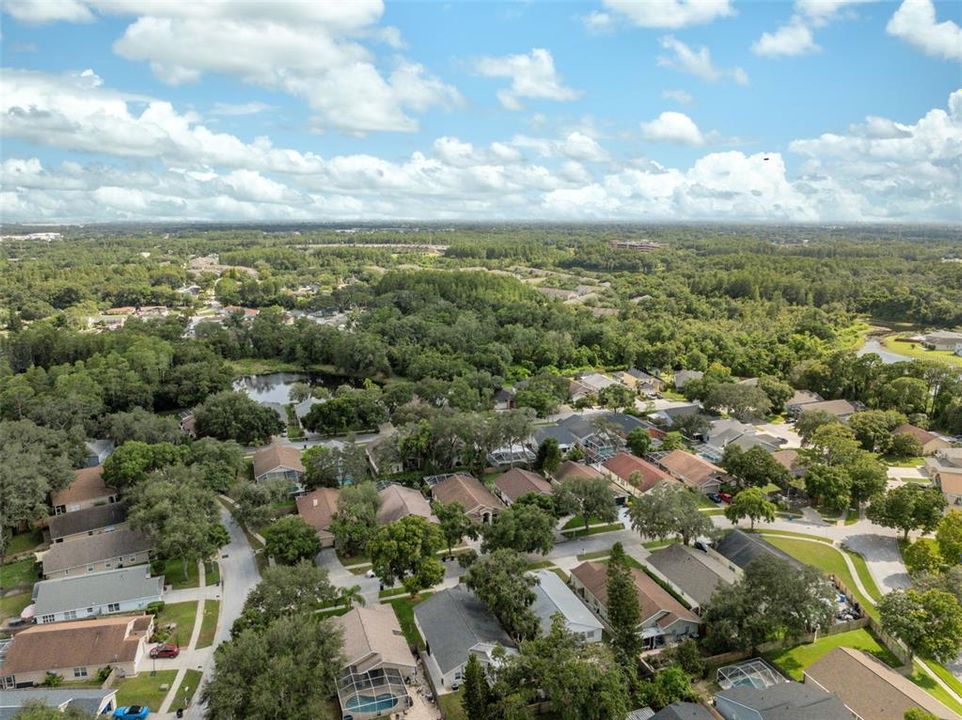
[114,669,179,710]
[767,628,899,681]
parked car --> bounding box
[150,643,180,659]
[707,493,722,504]
[718,492,733,504]
[113,706,150,719]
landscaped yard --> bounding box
[162,558,200,590]
[195,599,220,649]
[0,557,41,590]
[204,560,220,586]
[155,601,198,647]
[389,594,431,650]
[5,529,43,556]
[881,335,962,369]
[562,514,602,529]
[170,669,203,712]
[909,662,962,716]
[561,522,623,538]
[766,628,899,681]
[576,549,611,561]
[114,669,178,710]
[0,592,32,622]
[438,689,467,720]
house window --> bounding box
[73,667,88,678]
[64,610,77,620]
[87,567,95,573]
[41,614,55,623]
[55,506,66,515]
[104,562,112,569]
[1,676,15,689]
[107,603,120,613]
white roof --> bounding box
[530,569,603,633]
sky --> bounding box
[0,0,960,224]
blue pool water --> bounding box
[345,693,398,714]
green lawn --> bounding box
[0,557,41,590]
[163,558,200,590]
[195,600,220,649]
[766,629,899,681]
[922,660,962,698]
[155,601,198,647]
[562,515,602,529]
[204,560,220,586]
[909,662,962,716]
[881,455,925,468]
[170,669,203,712]
[389,594,431,650]
[561,522,623,538]
[438,689,468,720]
[0,592,32,622]
[548,567,570,582]
[881,335,962,369]
[5,529,43,556]
[642,539,673,550]
[576,549,611,561]
[844,548,882,602]
[114,669,178,710]
[527,560,554,570]
[695,494,718,509]
[757,529,833,544]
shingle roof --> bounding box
[533,425,578,447]
[493,468,553,503]
[714,529,803,570]
[771,449,802,473]
[295,488,339,540]
[716,681,852,720]
[646,544,734,608]
[805,647,957,720]
[41,528,152,574]
[50,466,116,508]
[0,688,117,720]
[252,442,305,479]
[334,605,416,669]
[893,423,945,447]
[33,566,163,617]
[796,399,856,418]
[47,502,128,541]
[376,484,436,525]
[432,474,505,514]
[570,562,700,627]
[603,452,671,492]
[414,586,514,675]
[649,702,715,720]
[530,569,603,636]
[657,450,724,490]
[553,461,603,482]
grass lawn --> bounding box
[527,560,554,570]
[881,335,962,369]
[155,601,198,647]
[378,587,407,599]
[762,536,879,619]
[562,515,602,529]
[562,522,623,538]
[0,592,32,622]
[170,669,203,711]
[695,494,718,509]
[576,549,611,561]
[0,558,41,590]
[642,539,673,550]
[163,558,200,590]
[549,567,570,582]
[114,669,178,710]
[346,563,373,576]
[922,660,962,698]
[766,629,899,681]
[195,600,220,649]
[844,548,882,602]
[756,529,832,544]
[909,662,962,716]
[204,560,220,586]
[389,594,431,650]
[5,529,43,556]
[882,455,925,468]
[438,689,467,720]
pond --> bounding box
[233,371,365,404]
[856,338,914,365]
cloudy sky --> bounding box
[1,0,959,224]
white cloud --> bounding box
[582,11,614,32]
[886,0,962,60]
[640,111,705,145]
[599,0,733,28]
[662,89,694,104]
[210,101,273,117]
[752,16,820,57]
[475,48,581,110]
[657,36,748,84]
[3,0,94,23]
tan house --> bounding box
[431,474,505,524]
[376,484,437,525]
[804,647,956,720]
[926,448,962,509]
[41,528,151,579]
[51,466,118,515]
[252,443,305,486]
[492,468,553,505]
[295,488,340,548]
[602,452,675,495]
[0,615,152,688]
[656,450,726,495]
[570,561,701,651]
[893,424,952,456]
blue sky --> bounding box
[1,0,959,223]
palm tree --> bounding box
[337,584,366,609]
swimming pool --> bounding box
[344,693,398,714]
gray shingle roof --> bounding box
[41,527,151,574]
[529,569,603,636]
[0,688,117,720]
[33,566,163,617]
[649,702,715,720]
[716,682,851,720]
[47,501,127,541]
[646,544,733,608]
[714,529,803,571]
[414,586,514,675]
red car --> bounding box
[718,492,733,504]
[149,643,180,659]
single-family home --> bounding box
[0,688,118,718]
[568,379,593,403]
[531,424,579,454]
[376,484,437,525]
[649,402,702,428]
[41,528,152,579]
[804,647,956,720]
[647,703,715,720]
[656,450,726,495]
[493,468,553,506]
[252,442,305,486]
[712,529,804,572]
[31,566,163,625]
[922,331,962,353]
[705,420,783,455]
[431,474,505,524]
[570,561,701,650]
[793,399,857,422]
[414,586,516,692]
[893,424,952,456]
[715,681,852,720]
[83,439,115,468]
[926,448,962,509]
[47,501,127,544]
[645,544,738,614]
[579,373,619,394]
[0,615,153,688]
[295,487,340,548]
[552,460,604,483]
[493,388,516,411]
[602,452,674,495]
[627,369,666,396]
[673,371,704,390]
[770,449,805,479]
[50,466,118,516]
[530,569,603,643]
[333,606,418,719]
[785,390,824,416]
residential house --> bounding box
[656,450,726,495]
[770,449,806,479]
[413,586,516,692]
[493,388,516,411]
[41,528,151,579]
[712,530,804,572]
[784,390,824,417]
[0,688,118,719]
[492,468,553,506]
[804,647,956,720]
[791,399,857,421]
[530,569,603,643]
[50,466,118,515]
[922,331,962,353]
[601,411,653,438]
[893,424,952,456]
[570,561,701,650]
[568,380,593,403]
[376,484,437,525]
[552,460,634,505]
[715,682,852,720]
[532,424,579,454]
[31,566,163,625]
[431,474,505,524]
[645,544,738,614]
[295,487,340,548]
[47,501,127,544]
[627,368,666,396]
[673,370,704,390]
[487,443,537,468]
[649,402,702,427]
[602,452,674,496]
[83,439,114,468]
[926,448,962,509]
[333,606,418,720]
[252,442,305,487]
[0,615,153,688]
[579,373,619,394]
[705,420,783,457]
[648,703,716,720]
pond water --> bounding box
[856,338,914,365]
[233,370,365,404]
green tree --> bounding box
[795,410,839,444]
[936,510,962,567]
[889,432,924,460]
[904,710,938,720]
[555,475,618,536]
[465,549,540,642]
[703,383,772,422]
[722,445,789,490]
[330,482,381,557]
[804,423,862,467]
[534,437,562,474]
[903,540,944,575]
[232,561,336,635]
[193,390,284,445]
[433,501,479,556]
[12,701,94,720]
[367,515,445,596]
[101,440,187,492]
[660,431,686,451]
[598,383,635,410]
[725,488,777,529]
[638,665,696,710]
[629,483,711,545]
[606,542,642,668]
[867,485,947,540]
[878,589,962,663]
[626,427,652,458]
[758,375,794,413]
[847,455,888,509]
[102,407,183,445]
[804,464,851,512]
[263,516,322,565]
[848,410,907,453]
[462,653,494,720]
[187,437,245,493]
[481,503,555,555]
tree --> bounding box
[102,440,187,492]
[555,475,618,536]
[903,540,944,575]
[232,562,336,635]
[187,438,245,493]
[193,390,284,445]
[915,566,962,604]
[848,410,907,453]
[722,445,789,490]
[263,516,322,565]
[626,427,652,457]
[936,510,962,567]
[725,488,776,529]
[433,501,479,556]
[301,385,387,436]
[102,407,183,445]
[12,701,94,720]
[534,437,562,474]
[367,515,445,595]
[804,423,861,467]
[606,543,642,668]
[234,481,278,530]
[330,483,380,557]
[598,383,635,410]
[672,412,712,440]
[462,653,494,720]
[481,503,555,556]
[637,665,696,710]
[867,485,947,540]
[302,445,341,489]
[889,432,923,460]
[629,483,711,545]
[465,549,540,642]
[795,410,839,444]
[660,431,686,451]
[758,375,794,413]
[878,589,962,663]
[904,710,938,720]
[703,383,772,422]
[847,455,888,509]
[336,584,366,609]
[202,615,343,720]
[804,464,851,512]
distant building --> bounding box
[601,452,674,495]
[926,448,962,509]
[673,371,704,390]
[492,468,553,506]
[656,450,726,495]
[41,528,151,579]
[790,398,856,421]
[645,543,738,613]
[47,501,127,544]
[715,681,852,720]
[712,529,804,572]
[922,331,962,353]
[892,424,952,456]
[376,484,437,525]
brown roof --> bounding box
[295,488,340,540]
[50,466,116,508]
[657,450,724,489]
[41,528,152,574]
[771,449,801,472]
[940,472,962,495]
[799,399,856,417]
[493,468,553,503]
[377,484,436,525]
[432,474,505,514]
[603,452,671,492]
[554,461,603,482]
[334,605,416,669]
[805,647,956,720]
[252,443,305,480]
[893,424,943,447]
[1,615,150,673]
[571,561,699,628]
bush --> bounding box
[96,666,113,684]
[146,601,166,616]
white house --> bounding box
[31,566,163,625]
[530,569,603,643]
